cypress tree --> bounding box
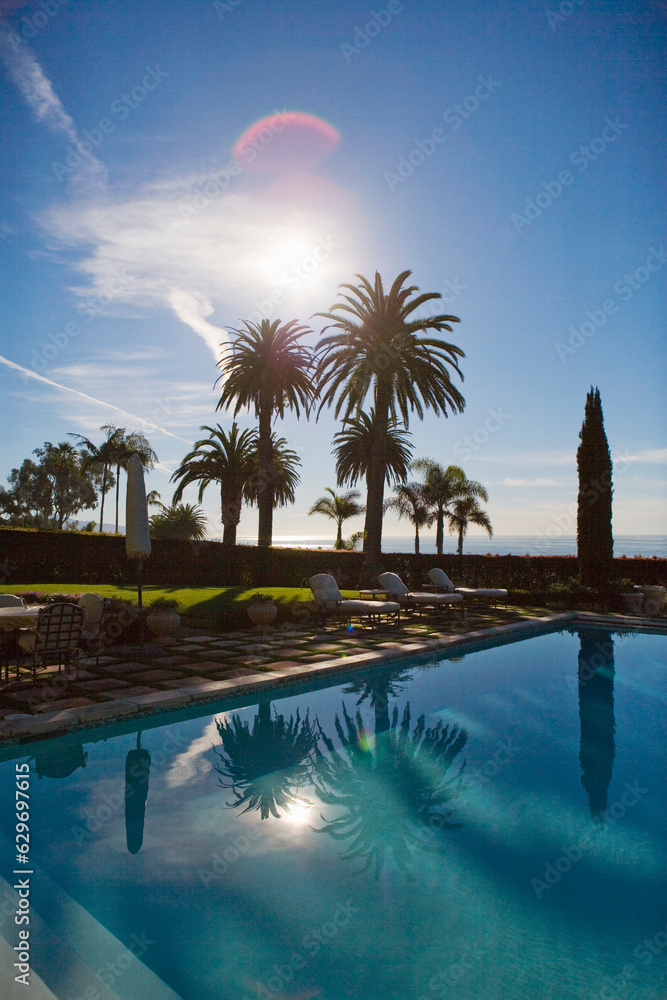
[577,387,613,589]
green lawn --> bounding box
[0,583,341,619]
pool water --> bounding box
[0,625,665,1000]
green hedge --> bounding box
[1,527,665,590]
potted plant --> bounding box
[635,585,666,617]
[609,579,644,616]
[246,593,278,629]
[145,598,181,639]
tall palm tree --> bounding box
[412,460,486,556]
[316,271,465,579]
[216,319,316,547]
[332,408,413,490]
[384,482,433,554]
[446,494,492,556]
[308,487,365,549]
[69,426,121,531]
[171,423,256,545]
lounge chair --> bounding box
[377,572,463,616]
[309,574,400,628]
[0,594,26,608]
[427,568,507,606]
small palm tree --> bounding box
[411,459,467,556]
[316,271,465,579]
[332,408,413,490]
[384,482,433,554]
[69,426,121,531]
[171,423,256,545]
[446,494,492,556]
[216,319,316,547]
[338,531,364,551]
[308,487,365,549]
[149,501,207,540]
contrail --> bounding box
[0,354,193,445]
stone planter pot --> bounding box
[636,585,666,617]
[247,602,277,629]
[146,610,181,639]
[619,592,645,616]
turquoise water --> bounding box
[0,626,665,999]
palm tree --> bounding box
[69,426,121,531]
[171,423,256,545]
[214,703,318,820]
[384,482,433,554]
[316,271,465,579]
[308,487,365,549]
[446,494,492,556]
[412,460,488,556]
[216,319,316,547]
[149,501,208,540]
[244,434,301,511]
[332,408,413,490]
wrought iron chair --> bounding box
[18,602,84,681]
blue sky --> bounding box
[0,0,665,544]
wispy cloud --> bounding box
[168,290,228,363]
[0,353,192,443]
[489,477,567,487]
[0,26,107,195]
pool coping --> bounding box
[0,610,664,746]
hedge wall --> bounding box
[1,527,665,591]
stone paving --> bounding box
[0,605,663,745]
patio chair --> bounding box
[0,594,26,608]
[309,574,400,629]
[78,593,106,664]
[17,602,84,681]
[427,568,508,607]
[377,572,464,616]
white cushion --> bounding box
[401,592,463,605]
[309,574,344,604]
[78,593,104,629]
[340,600,401,613]
[456,588,507,598]
[377,572,409,596]
[427,568,456,592]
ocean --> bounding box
[235,534,667,558]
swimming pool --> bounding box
[0,624,664,1000]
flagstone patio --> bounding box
[0,605,663,744]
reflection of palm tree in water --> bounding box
[125,731,151,854]
[312,702,467,877]
[578,630,616,824]
[342,665,413,734]
[214,702,318,819]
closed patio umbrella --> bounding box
[125,453,151,609]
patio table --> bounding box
[0,607,39,631]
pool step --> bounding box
[0,835,183,1000]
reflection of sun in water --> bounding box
[282,801,312,826]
